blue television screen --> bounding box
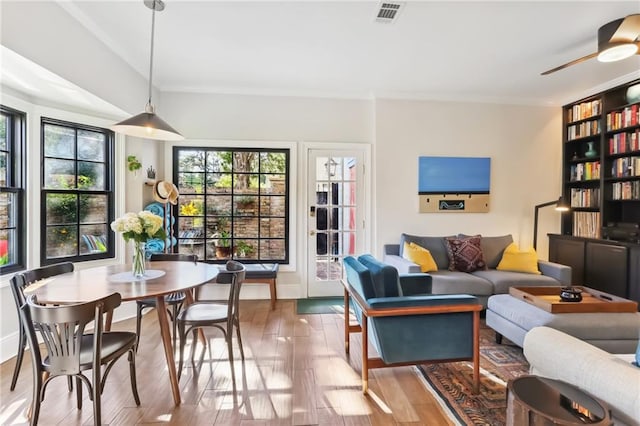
[418,157,491,194]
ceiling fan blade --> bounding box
[610,14,640,42]
[541,52,599,76]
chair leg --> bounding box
[10,326,26,391]
[135,303,144,352]
[67,376,73,392]
[226,331,234,366]
[28,366,43,426]
[128,349,141,405]
[92,368,101,426]
[177,321,186,380]
[171,304,178,349]
[234,320,245,361]
[76,377,83,409]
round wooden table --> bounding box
[27,261,219,406]
[507,375,611,425]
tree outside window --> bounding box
[174,147,289,263]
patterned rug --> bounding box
[416,323,530,426]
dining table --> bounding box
[26,260,219,406]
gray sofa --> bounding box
[524,326,640,426]
[383,233,571,308]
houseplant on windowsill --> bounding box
[111,211,166,278]
[215,231,232,259]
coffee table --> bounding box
[507,375,611,426]
[486,290,640,353]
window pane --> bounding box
[260,217,285,237]
[179,150,205,172]
[235,195,258,215]
[0,113,7,150]
[261,174,286,194]
[234,239,257,259]
[78,161,105,190]
[46,225,77,258]
[44,124,75,159]
[234,217,258,238]
[206,173,231,194]
[260,152,286,173]
[260,239,285,260]
[234,173,258,194]
[233,152,258,172]
[46,193,77,224]
[80,194,108,224]
[261,196,286,216]
[0,229,16,266]
[44,158,75,189]
[0,192,16,228]
[77,130,105,161]
[206,195,232,215]
[79,225,107,254]
[206,151,228,172]
[178,172,204,193]
[179,195,204,217]
[0,152,7,186]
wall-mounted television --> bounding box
[418,156,491,194]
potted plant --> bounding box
[236,195,256,211]
[215,231,232,258]
[235,241,254,258]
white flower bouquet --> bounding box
[111,211,167,243]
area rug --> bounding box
[296,297,348,314]
[416,324,530,426]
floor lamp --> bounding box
[533,196,570,250]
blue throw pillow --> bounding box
[634,340,640,367]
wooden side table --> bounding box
[507,375,611,426]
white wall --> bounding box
[374,98,562,258]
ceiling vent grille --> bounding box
[375,2,404,24]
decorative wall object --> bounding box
[418,156,491,213]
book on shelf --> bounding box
[567,120,601,141]
[568,100,601,123]
[608,130,639,154]
[572,211,601,239]
[569,161,600,181]
[606,104,639,131]
[611,157,640,178]
[611,181,640,200]
[570,187,600,208]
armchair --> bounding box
[343,255,482,394]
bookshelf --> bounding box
[551,78,640,304]
[560,78,640,241]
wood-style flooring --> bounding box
[0,299,454,425]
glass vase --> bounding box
[132,241,146,278]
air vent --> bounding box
[375,2,404,24]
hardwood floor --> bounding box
[0,300,454,425]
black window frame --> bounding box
[40,117,115,265]
[0,106,26,275]
[173,146,290,264]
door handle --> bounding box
[309,231,316,236]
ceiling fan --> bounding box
[541,14,640,75]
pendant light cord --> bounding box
[147,0,157,108]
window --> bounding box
[41,118,114,264]
[0,106,26,274]
[174,147,289,263]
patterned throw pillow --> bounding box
[444,235,487,272]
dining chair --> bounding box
[20,291,140,426]
[135,253,198,351]
[9,262,74,391]
[176,260,246,379]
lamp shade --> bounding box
[555,196,570,212]
[111,111,184,141]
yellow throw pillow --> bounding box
[496,243,541,274]
[403,242,438,272]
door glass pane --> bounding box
[328,157,342,180]
[342,232,356,256]
[342,157,356,181]
[329,257,342,280]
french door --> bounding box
[307,148,365,297]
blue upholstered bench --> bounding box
[243,263,279,310]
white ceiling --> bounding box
[14,1,640,106]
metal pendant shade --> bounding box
[112,0,184,141]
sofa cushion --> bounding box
[480,235,513,269]
[403,242,438,272]
[445,235,487,272]
[472,269,558,294]
[400,233,450,270]
[496,243,541,275]
[429,270,494,296]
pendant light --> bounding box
[112,0,184,141]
